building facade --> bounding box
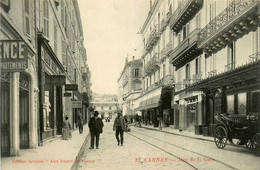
[117,56,142,117]
[92,93,119,120]
[0,0,92,157]
[137,0,175,127]
[169,0,260,135]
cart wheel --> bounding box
[246,140,256,151]
[214,126,228,149]
[252,133,260,156]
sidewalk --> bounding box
[1,125,90,170]
[133,123,214,143]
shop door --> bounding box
[56,86,63,135]
[19,90,29,148]
[1,82,10,156]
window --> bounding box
[238,92,247,115]
[43,0,49,37]
[109,106,111,110]
[227,95,234,114]
[61,0,65,26]
[54,25,57,54]
[186,64,190,79]
[163,64,166,77]
[196,12,201,29]
[134,69,139,77]
[101,106,104,110]
[252,91,260,113]
[195,57,201,74]
[24,0,30,35]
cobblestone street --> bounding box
[76,122,260,170]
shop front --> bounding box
[37,33,66,144]
[0,40,38,156]
[186,61,260,136]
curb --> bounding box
[71,133,90,170]
[134,125,214,143]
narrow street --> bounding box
[75,122,260,170]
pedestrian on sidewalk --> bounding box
[62,115,72,140]
[113,112,126,146]
[78,111,83,134]
[88,111,104,149]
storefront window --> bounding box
[252,91,260,113]
[238,92,247,115]
[227,95,234,114]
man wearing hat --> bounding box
[88,111,104,149]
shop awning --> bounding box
[135,95,161,111]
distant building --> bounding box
[117,56,142,116]
[92,93,119,120]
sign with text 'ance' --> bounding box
[0,40,28,71]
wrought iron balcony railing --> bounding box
[144,53,160,75]
[160,75,175,86]
[249,51,260,62]
[208,70,217,77]
[145,24,161,51]
[199,0,258,44]
[192,73,202,83]
[225,62,236,71]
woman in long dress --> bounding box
[62,115,71,140]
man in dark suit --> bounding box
[88,111,104,149]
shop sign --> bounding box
[64,92,71,97]
[72,101,82,108]
[45,75,66,86]
[65,84,78,91]
[0,40,28,71]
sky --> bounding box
[78,0,150,94]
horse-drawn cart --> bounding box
[214,114,260,155]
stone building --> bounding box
[117,56,142,116]
[0,0,91,157]
[136,0,175,127]
[92,93,119,120]
[168,0,260,135]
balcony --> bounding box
[170,28,202,69]
[225,62,236,71]
[161,41,173,61]
[249,51,260,62]
[144,53,160,76]
[208,70,217,77]
[169,0,203,34]
[145,24,161,51]
[199,0,260,55]
[183,78,193,87]
[160,75,175,87]
[192,73,202,83]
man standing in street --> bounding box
[113,112,126,146]
[88,111,104,149]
